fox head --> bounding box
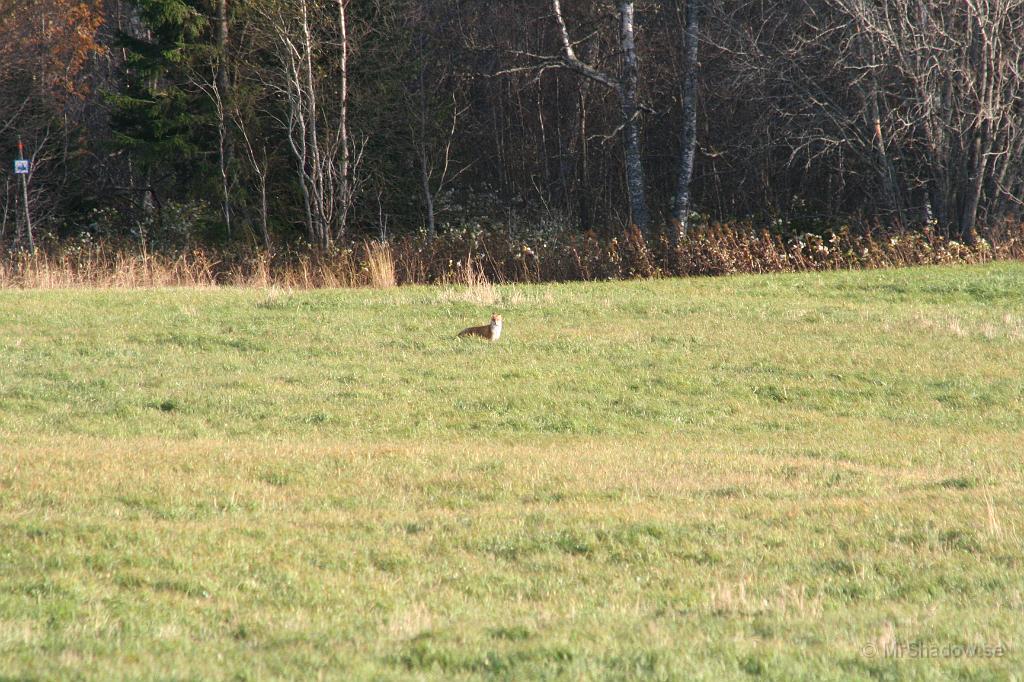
[491,314,503,325]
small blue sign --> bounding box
[14,159,29,175]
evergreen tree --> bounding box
[106,0,220,236]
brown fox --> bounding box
[458,314,503,341]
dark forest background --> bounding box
[2,0,1023,257]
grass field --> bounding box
[1,264,1023,680]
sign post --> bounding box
[15,140,33,252]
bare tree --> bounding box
[523,0,652,233]
[255,0,359,249]
[404,1,472,237]
[415,95,467,237]
[233,107,273,252]
[718,0,1024,236]
[188,63,234,239]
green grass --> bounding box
[1,263,1023,680]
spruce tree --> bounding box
[106,0,219,235]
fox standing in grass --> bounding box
[458,314,503,341]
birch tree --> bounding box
[544,0,651,233]
[670,0,700,242]
[255,0,358,248]
[215,0,233,237]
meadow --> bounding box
[0,263,1022,680]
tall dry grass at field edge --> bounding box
[1,224,1021,289]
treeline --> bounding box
[2,0,1023,253]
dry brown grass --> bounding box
[364,241,397,289]
[913,310,1024,341]
[436,259,500,305]
[1,222,1022,289]
[0,250,222,288]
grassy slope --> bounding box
[0,264,1022,680]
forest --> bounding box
[1,0,1023,278]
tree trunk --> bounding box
[617,1,649,234]
[336,0,351,243]
[1,179,10,244]
[419,151,436,236]
[258,171,271,253]
[960,131,987,241]
[20,174,33,252]
[216,0,233,238]
[671,0,700,244]
[576,88,592,232]
[549,0,648,232]
[869,85,905,230]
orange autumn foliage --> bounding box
[0,0,105,97]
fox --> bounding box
[458,313,503,341]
